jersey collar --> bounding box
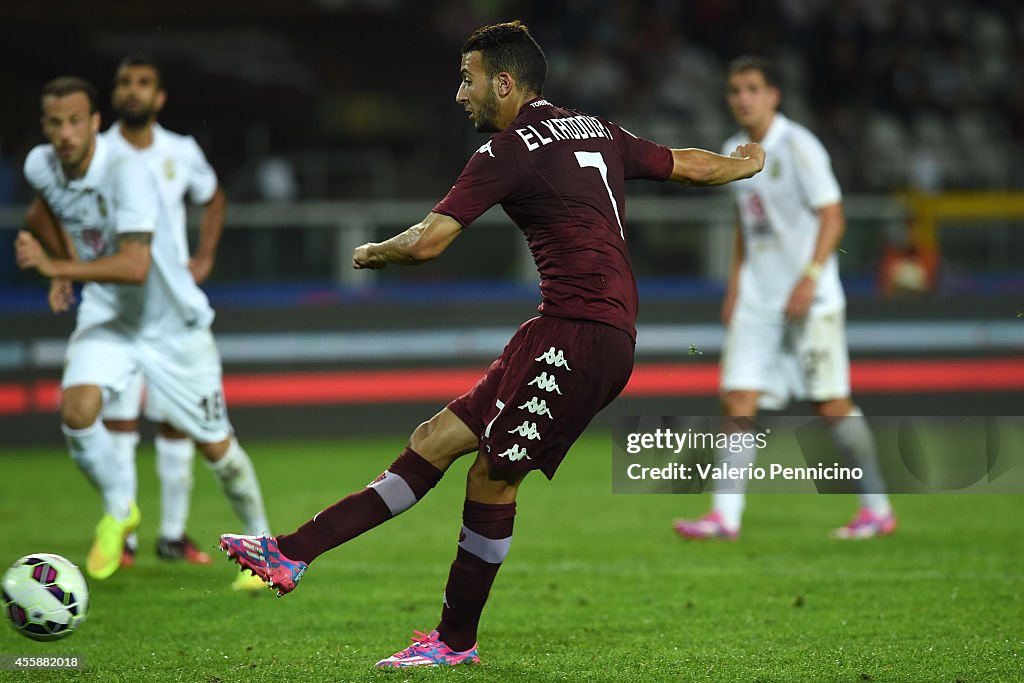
[518,97,551,115]
[757,112,790,149]
[108,120,163,150]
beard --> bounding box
[62,144,89,168]
[115,106,154,129]
[57,136,94,175]
[473,88,500,133]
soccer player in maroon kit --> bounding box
[221,20,764,668]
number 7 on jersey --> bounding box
[575,151,624,239]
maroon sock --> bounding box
[436,500,516,652]
[277,448,442,564]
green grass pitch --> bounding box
[0,433,1021,681]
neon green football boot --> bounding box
[86,502,141,580]
[231,570,269,593]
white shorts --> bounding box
[63,325,232,443]
[100,369,145,422]
[720,307,851,410]
[102,371,171,424]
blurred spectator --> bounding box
[256,157,300,203]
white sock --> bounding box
[711,442,758,531]
[205,438,269,535]
[62,420,131,520]
[108,430,140,548]
[156,435,195,540]
[830,407,891,516]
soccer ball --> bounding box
[1,554,89,641]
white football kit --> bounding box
[96,123,222,428]
[719,113,850,408]
[24,134,231,443]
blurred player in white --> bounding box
[16,75,270,583]
[673,56,896,540]
[105,55,228,571]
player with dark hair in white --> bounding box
[673,56,895,541]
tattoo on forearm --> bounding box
[392,225,424,252]
[376,223,426,263]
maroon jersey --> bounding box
[433,98,673,339]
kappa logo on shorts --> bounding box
[498,444,531,462]
[527,371,563,395]
[535,347,571,370]
[508,421,542,441]
[518,397,553,419]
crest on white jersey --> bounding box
[80,228,107,256]
[164,158,176,180]
[498,444,531,462]
[477,140,495,158]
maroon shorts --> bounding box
[448,315,635,479]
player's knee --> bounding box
[62,406,95,430]
[196,437,231,462]
[815,398,853,419]
[104,419,139,433]
[158,422,188,439]
[61,388,102,430]
[408,409,477,462]
[466,455,522,504]
[408,419,434,452]
[722,392,758,417]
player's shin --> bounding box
[206,438,270,536]
[62,420,132,520]
[710,441,758,532]
[436,500,516,652]
[107,429,140,549]
[276,447,443,565]
[156,435,195,540]
[829,408,891,515]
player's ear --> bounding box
[155,89,167,113]
[495,71,513,98]
[90,111,101,134]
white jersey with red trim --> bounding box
[722,112,845,318]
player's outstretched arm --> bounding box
[15,231,152,284]
[353,212,464,270]
[668,143,765,186]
